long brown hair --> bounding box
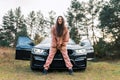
[56,16,65,37]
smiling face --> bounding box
[57,16,63,25]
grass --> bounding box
[0,47,120,80]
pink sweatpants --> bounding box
[43,46,73,70]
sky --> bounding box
[0,0,68,24]
[0,0,90,25]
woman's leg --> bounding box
[60,46,73,69]
[43,47,57,70]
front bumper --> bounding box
[15,49,31,60]
[30,54,87,69]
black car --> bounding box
[30,38,87,70]
[15,36,34,60]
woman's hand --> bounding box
[57,44,62,49]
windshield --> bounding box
[17,37,33,45]
[41,38,75,45]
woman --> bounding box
[43,16,73,75]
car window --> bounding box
[18,37,33,45]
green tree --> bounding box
[0,7,27,47]
[99,0,120,49]
[14,7,28,46]
[26,10,48,40]
[67,0,84,28]
[36,11,47,37]
[0,9,15,46]
[44,10,56,37]
[97,0,120,57]
[48,10,56,27]
[70,27,80,44]
[66,0,84,43]
[26,11,36,39]
[82,0,105,45]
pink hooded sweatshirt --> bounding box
[51,25,69,49]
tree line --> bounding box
[0,0,119,58]
[0,7,56,46]
[67,0,120,58]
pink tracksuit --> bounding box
[43,25,73,70]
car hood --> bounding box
[34,43,83,50]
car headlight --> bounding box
[75,49,87,55]
[32,48,45,55]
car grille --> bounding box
[15,50,31,60]
[46,49,73,59]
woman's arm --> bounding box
[51,26,57,48]
[62,27,69,46]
